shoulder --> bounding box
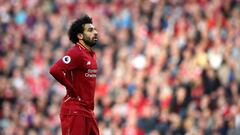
[66,45,84,57]
[60,45,84,64]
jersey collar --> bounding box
[76,43,95,54]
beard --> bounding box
[82,34,97,47]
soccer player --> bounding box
[49,15,99,135]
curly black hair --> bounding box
[68,14,93,44]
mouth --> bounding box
[93,37,98,41]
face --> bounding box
[82,24,98,47]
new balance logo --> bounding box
[87,61,91,65]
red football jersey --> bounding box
[50,43,97,116]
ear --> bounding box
[77,34,83,40]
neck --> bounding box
[78,41,91,50]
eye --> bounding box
[88,28,93,32]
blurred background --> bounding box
[0,0,240,135]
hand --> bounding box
[66,85,76,97]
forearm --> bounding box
[49,64,73,90]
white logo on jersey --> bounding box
[85,69,97,78]
[62,56,71,64]
[87,61,91,65]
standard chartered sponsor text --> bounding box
[85,69,97,77]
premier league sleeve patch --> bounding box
[62,56,71,64]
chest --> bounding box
[81,52,98,71]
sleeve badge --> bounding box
[62,56,71,64]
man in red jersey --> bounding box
[49,14,99,135]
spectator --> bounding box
[0,0,239,134]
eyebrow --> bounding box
[87,26,96,31]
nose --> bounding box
[94,30,98,35]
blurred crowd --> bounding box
[0,0,240,135]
